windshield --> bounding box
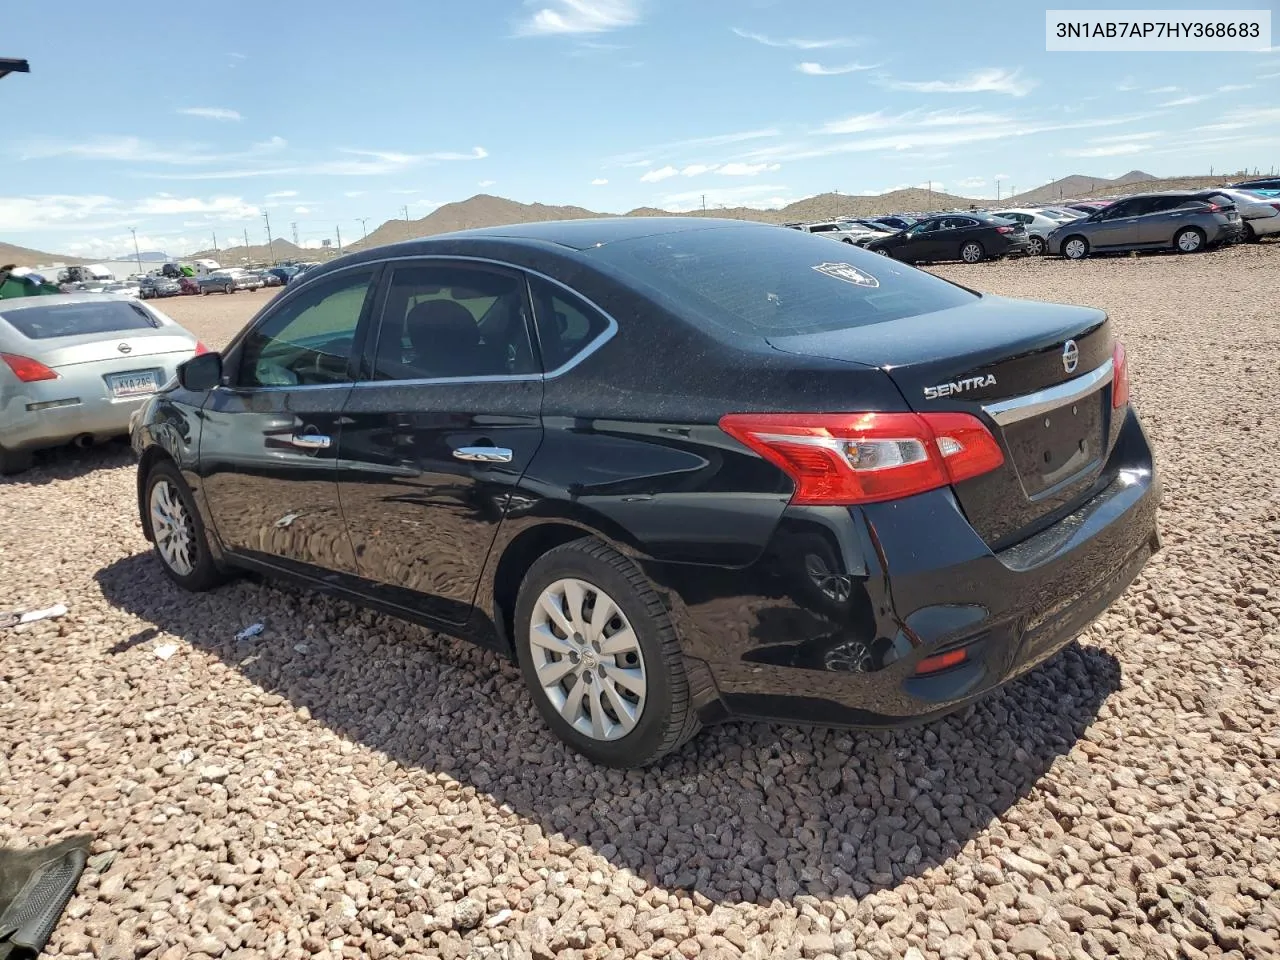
[589,225,976,338]
[0,300,161,339]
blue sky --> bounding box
[3,0,1277,258]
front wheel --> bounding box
[1027,235,1046,256]
[1174,227,1205,253]
[201,287,209,296]
[1063,236,1090,260]
[514,538,699,767]
[875,248,893,258]
[960,240,985,263]
[145,461,227,591]
[225,283,234,294]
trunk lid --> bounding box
[767,294,1119,547]
[39,330,196,368]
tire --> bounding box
[875,248,892,258]
[0,446,34,476]
[225,283,234,294]
[513,538,700,767]
[144,460,226,592]
[841,237,855,244]
[960,240,985,263]
[1027,235,1046,256]
[1243,222,1258,243]
[201,287,209,296]
[1174,227,1205,254]
[1062,236,1090,260]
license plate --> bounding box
[1003,393,1105,497]
[108,371,160,398]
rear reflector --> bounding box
[719,411,1005,506]
[915,648,968,675]
[2,352,59,382]
[1112,340,1129,409]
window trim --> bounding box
[280,255,621,390]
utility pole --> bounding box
[356,217,369,241]
[996,179,1001,202]
[700,194,706,212]
[129,227,143,274]
[402,205,411,239]
[834,188,840,217]
[928,181,933,207]
[243,228,250,254]
[336,225,343,255]
[211,230,218,254]
[263,212,275,264]
[291,221,299,246]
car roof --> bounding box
[412,216,759,251]
[0,293,139,311]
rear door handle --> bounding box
[290,433,331,450]
[453,446,513,463]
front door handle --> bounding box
[453,446,513,463]
[290,433,331,450]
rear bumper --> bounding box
[0,356,190,451]
[651,407,1160,728]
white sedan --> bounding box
[990,208,1071,256]
[1215,189,1280,240]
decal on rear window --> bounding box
[812,262,879,288]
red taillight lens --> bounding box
[1112,340,1129,410]
[1,352,59,382]
[996,225,1014,234]
[1270,203,1280,213]
[915,648,968,675]
[718,411,1005,506]
[194,341,210,356]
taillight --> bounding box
[1112,340,1129,409]
[194,341,210,356]
[1,352,58,382]
[915,648,968,675]
[1271,203,1280,213]
[718,411,1005,506]
[996,225,1014,234]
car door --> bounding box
[1089,199,1147,248]
[336,259,545,625]
[936,217,976,259]
[199,266,380,578]
[897,219,941,261]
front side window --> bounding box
[237,268,375,388]
[371,263,537,381]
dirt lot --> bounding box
[3,245,1279,960]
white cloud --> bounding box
[640,165,678,182]
[590,178,609,185]
[266,189,298,198]
[1148,85,1179,93]
[955,176,986,189]
[883,68,1037,97]
[796,61,877,76]
[517,0,640,36]
[609,127,779,165]
[1217,84,1253,92]
[1061,143,1149,158]
[1088,131,1164,143]
[64,232,200,260]
[1160,94,1209,106]
[0,194,121,231]
[16,135,287,166]
[717,162,781,176]
[1259,70,1280,79]
[133,194,261,219]
[680,163,717,177]
[144,145,488,180]
[731,27,858,49]
[178,107,242,121]
[478,179,497,187]
[293,206,310,214]
[993,172,1010,180]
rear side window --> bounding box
[0,300,160,339]
[589,225,976,338]
[528,277,611,371]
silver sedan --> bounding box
[0,294,203,474]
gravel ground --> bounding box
[2,244,1279,960]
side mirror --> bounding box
[178,351,223,391]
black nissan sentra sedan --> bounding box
[131,218,1160,767]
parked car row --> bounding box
[792,185,1278,264]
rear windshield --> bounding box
[0,300,161,339]
[588,225,977,337]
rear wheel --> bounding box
[875,248,893,258]
[1243,222,1258,243]
[201,286,209,296]
[1063,236,1090,260]
[224,283,234,294]
[0,446,34,476]
[1027,235,1046,256]
[145,461,226,591]
[1174,227,1205,253]
[514,538,699,767]
[960,240,985,263]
